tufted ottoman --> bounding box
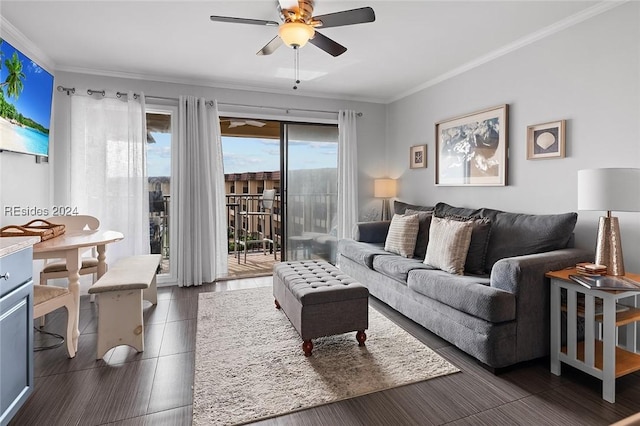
[273,260,369,356]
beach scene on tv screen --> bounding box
[0,38,53,157]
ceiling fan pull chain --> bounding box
[293,46,300,90]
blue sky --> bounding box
[0,39,54,129]
[146,134,337,177]
[147,132,172,176]
[222,137,337,173]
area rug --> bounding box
[193,286,459,425]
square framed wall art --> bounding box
[435,104,508,186]
[410,144,427,169]
[527,120,566,160]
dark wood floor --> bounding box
[10,277,640,426]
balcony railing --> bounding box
[149,194,170,273]
[148,192,337,276]
[226,193,281,254]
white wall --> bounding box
[386,3,640,271]
[51,71,387,220]
[0,152,51,227]
[7,2,639,272]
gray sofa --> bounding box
[337,201,593,369]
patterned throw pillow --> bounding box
[384,214,420,258]
[424,217,474,275]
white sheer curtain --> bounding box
[69,91,149,261]
[175,96,227,287]
[337,110,359,239]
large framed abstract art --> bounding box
[435,104,509,186]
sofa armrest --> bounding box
[353,220,391,243]
[490,248,593,294]
[489,247,593,362]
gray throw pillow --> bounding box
[394,200,434,215]
[424,217,474,275]
[434,202,483,219]
[444,215,492,275]
[483,211,578,271]
[405,208,433,260]
[384,214,420,258]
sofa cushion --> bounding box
[405,209,433,260]
[353,221,391,244]
[337,239,390,269]
[483,211,578,271]
[407,269,515,323]
[434,202,483,219]
[372,255,435,283]
[385,214,420,258]
[394,200,434,215]
[424,217,474,275]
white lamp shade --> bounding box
[374,178,397,198]
[278,22,315,48]
[578,168,640,212]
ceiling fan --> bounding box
[210,0,375,57]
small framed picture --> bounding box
[527,120,566,160]
[410,144,427,169]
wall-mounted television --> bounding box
[0,38,54,157]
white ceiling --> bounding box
[1,1,606,103]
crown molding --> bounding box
[3,1,623,107]
[0,15,56,73]
[386,0,628,104]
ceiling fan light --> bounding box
[278,22,315,48]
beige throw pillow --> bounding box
[384,214,420,258]
[424,217,474,274]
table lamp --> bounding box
[577,168,640,276]
[374,178,397,221]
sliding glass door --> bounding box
[282,123,339,263]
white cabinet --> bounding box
[0,240,36,426]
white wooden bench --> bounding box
[87,254,161,359]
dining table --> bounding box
[32,229,124,352]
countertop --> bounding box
[0,236,40,257]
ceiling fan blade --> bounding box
[210,15,279,26]
[313,7,375,29]
[308,31,347,57]
[257,36,284,56]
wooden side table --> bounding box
[546,268,640,403]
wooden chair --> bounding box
[39,215,102,324]
[33,284,76,358]
[40,215,101,286]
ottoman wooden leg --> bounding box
[303,340,313,357]
[356,330,367,346]
[275,299,281,309]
